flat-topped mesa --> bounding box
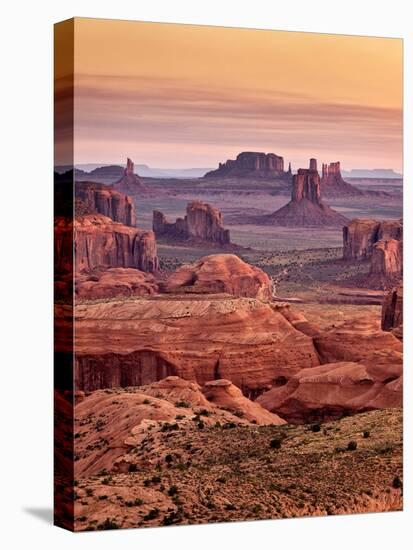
[263,158,348,227]
[55,214,158,274]
[343,218,403,260]
[112,157,148,194]
[75,181,137,226]
[153,200,231,246]
[204,151,289,179]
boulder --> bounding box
[163,254,272,299]
[75,268,158,300]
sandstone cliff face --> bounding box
[153,201,230,245]
[370,239,403,280]
[55,214,158,274]
[343,218,403,260]
[112,158,147,194]
[163,254,272,300]
[75,268,158,300]
[264,159,348,227]
[72,295,320,394]
[382,285,403,337]
[75,182,137,226]
[204,151,287,178]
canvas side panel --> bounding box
[54,18,75,532]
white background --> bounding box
[1,0,411,548]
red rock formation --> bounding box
[204,151,287,178]
[163,254,272,300]
[75,182,137,226]
[343,218,402,260]
[321,161,363,197]
[72,295,320,393]
[370,239,403,280]
[264,159,348,226]
[153,201,231,245]
[382,285,403,336]
[257,360,402,424]
[112,158,148,194]
[203,379,286,425]
[55,214,158,274]
[75,268,158,300]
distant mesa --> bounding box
[153,200,231,246]
[260,158,348,227]
[343,168,402,179]
[75,181,137,226]
[112,158,148,194]
[204,151,291,179]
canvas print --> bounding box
[54,18,403,531]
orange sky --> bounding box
[67,18,402,171]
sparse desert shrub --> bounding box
[165,454,173,463]
[97,518,119,530]
[128,463,138,473]
[175,400,190,408]
[311,423,321,433]
[162,511,181,525]
[168,485,178,496]
[347,441,358,451]
[392,476,403,489]
[270,437,282,449]
[142,398,151,405]
[363,431,370,438]
[197,421,205,429]
[143,508,160,521]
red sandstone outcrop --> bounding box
[153,201,230,245]
[55,214,158,274]
[112,158,148,194]
[382,285,403,338]
[257,360,402,424]
[370,239,403,281]
[264,159,348,226]
[72,295,320,394]
[313,318,402,364]
[321,161,364,197]
[163,254,272,299]
[203,379,286,425]
[75,268,158,300]
[75,182,137,226]
[343,219,402,260]
[204,151,289,179]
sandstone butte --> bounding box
[75,181,137,226]
[262,158,348,227]
[382,285,403,339]
[162,254,272,300]
[112,157,148,194]
[343,218,403,260]
[153,200,231,246]
[70,296,321,397]
[320,161,364,197]
[204,151,290,179]
[55,214,158,274]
